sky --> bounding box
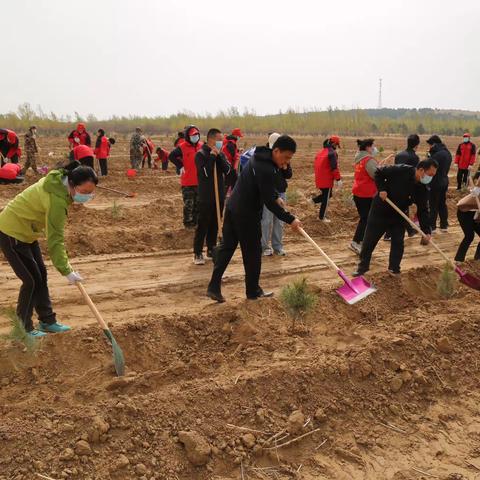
[2,0,479,118]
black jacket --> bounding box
[372,164,430,233]
[195,145,236,205]
[227,146,295,224]
[429,143,452,190]
[395,148,419,167]
[275,164,293,193]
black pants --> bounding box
[357,214,406,273]
[457,169,469,190]
[0,232,56,332]
[194,201,221,255]
[208,209,262,298]
[99,158,108,176]
[385,207,416,238]
[455,210,480,261]
[181,186,198,228]
[80,156,94,169]
[313,188,332,219]
[430,186,448,230]
[353,196,373,243]
[161,161,168,171]
[142,153,152,168]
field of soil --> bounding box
[1,134,480,480]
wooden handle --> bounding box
[76,282,110,331]
[299,228,339,272]
[213,164,222,231]
[384,197,456,268]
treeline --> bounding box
[2,103,480,137]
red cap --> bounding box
[330,135,341,146]
[232,128,243,137]
[463,132,471,137]
[77,123,86,131]
[7,131,17,144]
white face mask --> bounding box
[190,134,200,144]
[371,146,379,157]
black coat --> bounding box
[429,143,452,190]
[227,146,295,224]
[394,148,419,167]
[275,164,293,193]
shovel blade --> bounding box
[337,276,376,305]
[103,329,126,377]
[459,272,480,291]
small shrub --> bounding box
[280,278,318,330]
[1,309,38,353]
[340,189,354,206]
[437,263,456,298]
[379,146,385,153]
[111,200,123,220]
[286,189,300,206]
[308,142,313,149]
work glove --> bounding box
[180,167,185,175]
[74,137,80,144]
[66,271,83,284]
[335,180,343,189]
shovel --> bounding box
[97,185,137,198]
[385,197,480,290]
[299,228,376,304]
[76,282,125,376]
[213,162,224,240]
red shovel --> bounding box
[299,228,376,304]
[385,197,480,290]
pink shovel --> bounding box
[299,228,376,304]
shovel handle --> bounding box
[213,164,222,232]
[97,185,132,197]
[384,197,456,269]
[76,282,110,332]
[299,228,339,272]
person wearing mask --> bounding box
[23,126,39,175]
[427,135,452,233]
[193,128,236,265]
[350,139,378,254]
[130,127,146,171]
[67,123,91,149]
[0,129,21,165]
[0,163,97,338]
[454,187,480,262]
[207,135,302,303]
[353,159,437,276]
[72,144,95,168]
[168,125,203,228]
[313,135,342,222]
[94,129,115,176]
[261,132,292,256]
[454,133,476,190]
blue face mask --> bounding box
[73,190,94,203]
[215,140,223,150]
[190,134,200,144]
[464,137,470,143]
[420,174,433,185]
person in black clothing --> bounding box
[353,159,438,276]
[207,135,302,302]
[193,128,236,265]
[454,188,480,261]
[427,135,452,233]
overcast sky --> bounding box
[2,0,479,118]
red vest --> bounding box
[94,136,110,159]
[455,142,476,169]
[314,147,341,189]
[73,145,94,161]
[222,139,239,167]
[0,129,21,159]
[179,141,202,186]
[68,130,90,146]
[352,156,377,198]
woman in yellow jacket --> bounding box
[0,162,98,338]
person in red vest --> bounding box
[350,139,379,254]
[222,128,243,192]
[142,138,155,168]
[94,129,115,176]
[0,129,22,165]
[68,123,91,149]
[73,144,94,168]
[168,125,203,228]
[313,135,342,222]
[454,133,477,190]
[155,147,170,171]
[0,163,23,184]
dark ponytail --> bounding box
[67,165,98,186]
[357,138,375,151]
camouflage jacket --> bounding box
[25,132,38,154]
[130,133,145,152]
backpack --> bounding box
[239,145,256,171]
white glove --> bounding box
[180,167,185,175]
[66,271,83,284]
[471,187,480,197]
[74,137,80,144]
[336,180,343,189]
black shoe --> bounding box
[247,290,274,300]
[383,235,391,242]
[207,290,225,303]
[387,269,400,276]
[407,231,417,238]
[352,270,367,277]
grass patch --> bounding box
[286,189,300,206]
[280,277,318,330]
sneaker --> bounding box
[27,329,48,338]
[274,249,287,256]
[206,250,213,260]
[247,289,274,300]
[206,290,225,303]
[383,235,391,242]
[352,269,368,277]
[263,247,273,256]
[431,229,437,235]
[193,254,205,265]
[320,218,331,223]
[39,322,71,333]
[349,241,362,255]
[388,269,401,276]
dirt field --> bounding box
[1,134,480,480]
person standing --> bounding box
[0,129,21,165]
[94,129,115,176]
[350,139,378,254]
[313,136,342,222]
[0,163,97,337]
[193,128,236,265]
[454,187,480,262]
[207,135,302,303]
[142,138,155,169]
[67,123,91,149]
[454,133,476,190]
[261,132,292,256]
[353,160,437,276]
[427,135,452,233]
[23,126,39,175]
[168,125,203,228]
[130,127,146,170]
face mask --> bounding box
[371,146,379,157]
[215,140,223,150]
[190,134,200,144]
[420,174,433,185]
[73,190,94,203]
[464,138,470,143]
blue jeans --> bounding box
[261,192,286,252]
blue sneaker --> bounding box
[27,329,48,338]
[39,322,71,333]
